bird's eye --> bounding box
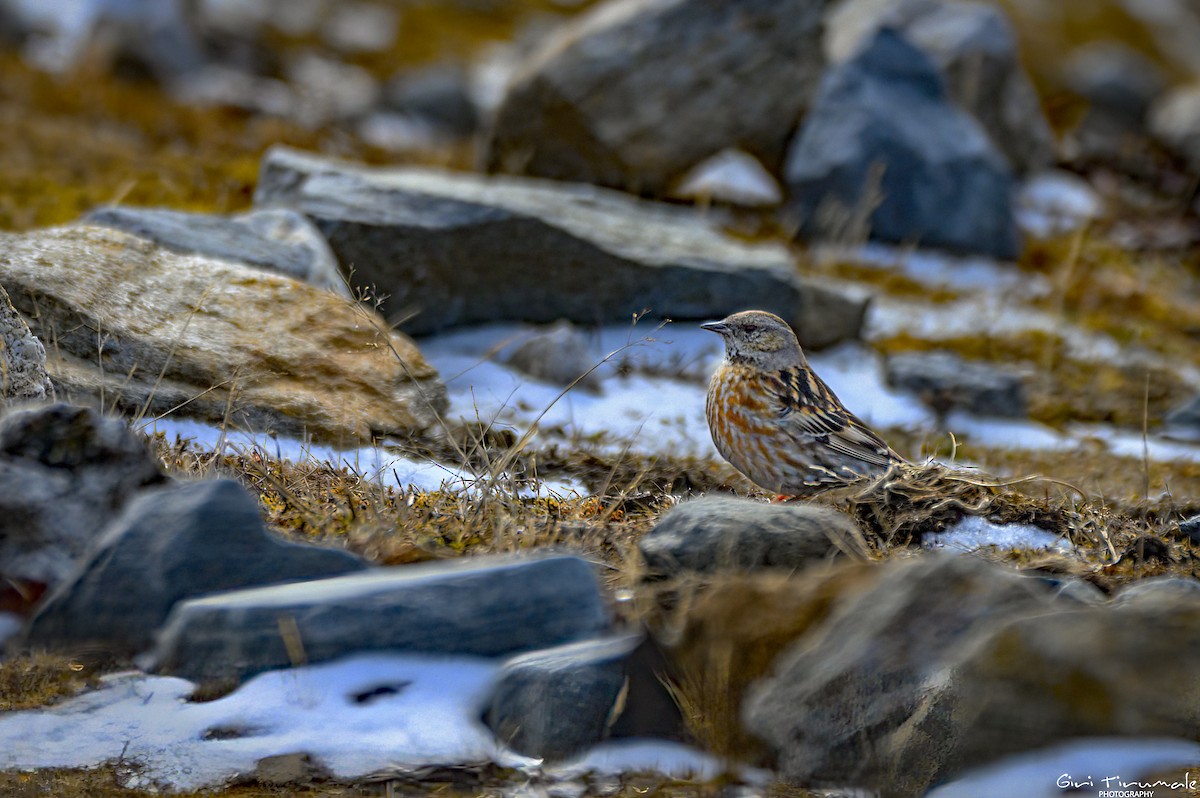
[743,325,758,334]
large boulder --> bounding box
[785,27,1020,259]
[886,585,1200,796]
[84,206,348,297]
[254,147,866,348]
[0,403,165,592]
[824,0,1055,174]
[485,0,831,195]
[150,554,612,682]
[0,225,446,443]
[23,479,366,659]
[744,554,1053,795]
[0,282,51,404]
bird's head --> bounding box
[701,310,805,369]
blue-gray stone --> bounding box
[487,635,641,761]
[785,27,1020,259]
[150,554,611,682]
[22,478,365,658]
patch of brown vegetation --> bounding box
[0,651,96,712]
[811,258,961,304]
[1023,234,1200,363]
[647,562,881,762]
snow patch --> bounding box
[1017,170,1105,239]
[0,654,530,791]
[672,149,783,207]
[927,737,1200,798]
[924,514,1070,553]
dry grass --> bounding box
[0,651,96,712]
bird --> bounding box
[702,310,905,499]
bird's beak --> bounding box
[700,321,730,335]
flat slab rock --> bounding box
[84,206,348,297]
[253,146,867,349]
[150,554,611,682]
[0,225,446,442]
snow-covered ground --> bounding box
[0,652,718,791]
[142,303,1200,500]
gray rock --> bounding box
[1179,515,1200,545]
[638,496,863,578]
[0,403,165,588]
[1063,40,1167,128]
[487,635,640,761]
[1164,394,1200,438]
[1149,83,1200,172]
[504,322,599,390]
[891,596,1200,796]
[1113,576,1200,607]
[1052,578,1108,606]
[486,0,830,195]
[384,64,479,137]
[0,282,52,404]
[785,27,1020,259]
[0,225,445,443]
[254,147,866,348]
[744,553,1053,795]
[84,206,348,296]
[825,0,1055,174]
[884,350,1027,419]
[150,554,611,682]
[23,479,366,659]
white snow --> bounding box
[1016,170,1106,239]
[0,654,532,791]
[924,514,1070,553]
[0,653,722,791]
[927,737,1200,798]
[672,149,783,207]
[138,415,580,497]
[548,739,721,780]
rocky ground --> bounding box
[6,0,1200,797]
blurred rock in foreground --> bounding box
[0,225,446,442]
[742,553,1200,797]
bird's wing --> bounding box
[765,366,899,468]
